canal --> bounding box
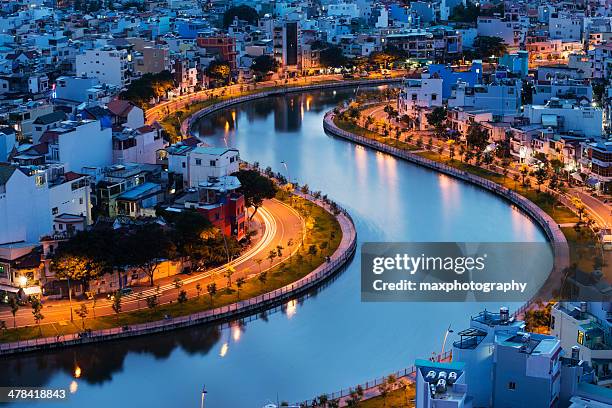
[1,87,546,408]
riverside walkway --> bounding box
[0,193,357,355]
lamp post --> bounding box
[441,324,454,357]
[281,161,290,185]
[67,277,74,322]
[200,385,207,408]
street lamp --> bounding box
[441,324,454,357]
[67,277,74,322]
[200,385,207,408]
[281,161,291,185]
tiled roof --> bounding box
[108,99,136,117]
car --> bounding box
[120,287,133,296]
[106,287,133,300]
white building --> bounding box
[167,145,240,189]
[551,302,612,385]
[113,124,166,165]
[76,48,131,88]
[0,163,91,246]
[524,100,603,137]
[477,16,522,48]
[42,119,113,173]
[448,79,522,120]
[549,12,584,41]
[532,79,593,105]
[328,2,360,18]
[397,74,443,116]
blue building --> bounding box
[389,4,411,24]
[447,308,561,407]
[176,20,208,39]
[499,51,529,78]
[415,307,612,408]
[428,61,483,99]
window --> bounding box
[195,159,202,165]
[182,162,186,168]
[210,160,216,166]
[577,331,585,345]
[508,382,516,390]
[431,93,437,101]
[550,315,555,329]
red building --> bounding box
[171,175,246,241]
[196,34,238,71]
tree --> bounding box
[177,290,188,305]
[534,167,548,192]
[126,223,174,286]
[267,249,277,266]
[51,229,108,289]
[466,123,489,152]
[173,277,183,296]
[224,266,235,289]
[473,36,508,58]
[233,170,278,220]
[258,271,268,287]
[207,283,217,305]
[146,295,159,309]
[206,61,231,86]
[111,291,122,321]
[30,297,44,334]
[222,5,259,28]
[166,210,214,261]
[369,51,397,69]
[449,3,481,22]
[252,55,278,76]
[75,304,88,329]
[307,245,318,264]
[319,46,349,68]
[235,277,246,300]
[120,70,175,107]
[426,106,448,137]
[378,378,391,407]
[8,297,18,329]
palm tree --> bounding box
[8,297,18,328]
[267,250,277,266]
[235,277,245,300]
[254,258,263,273]
[207,282,217,306]
[258,271,268,288]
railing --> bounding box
[296,350,453,405]
[323,111,569,258]
[0,195,357,355]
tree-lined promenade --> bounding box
[0,185,344,344]
[329,101,607,297]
